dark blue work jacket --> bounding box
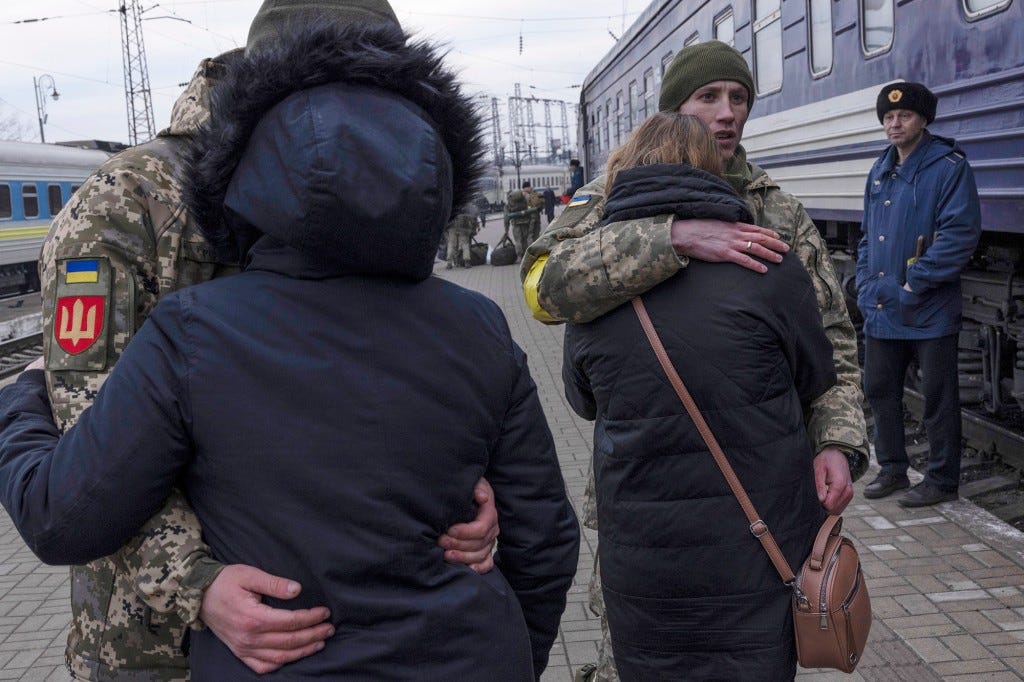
[856,131,981,339]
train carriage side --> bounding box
[0,141,109,293]
[578,0,1024,416]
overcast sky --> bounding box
[0,1,645,149]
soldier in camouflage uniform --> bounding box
[521,41,869,682]
[40,2,499,679]
[504,187,541,261]
[445,213,478,268]
[521,181,544,245]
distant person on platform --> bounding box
[445,213,478,269]
[566,158,584,199]
[857,82,981,507]
[521,180,544,244]
[542,187,557,225]
[505,186,541,262]
[30,0,500,678]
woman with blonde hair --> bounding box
[563,113,837,679]
[604,111,722,186]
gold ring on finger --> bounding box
[745,240,753,252]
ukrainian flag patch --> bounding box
[568,195,591,208]
[65,259,100,284]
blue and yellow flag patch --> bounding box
[568,195,591,208]
[65,260,100,284]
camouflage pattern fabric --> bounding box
[522,186,543,243]
[505,191,541,258]
[445,214,477,267]
[40,58,238,680]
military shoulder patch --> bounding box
[568,195,592,208]
[49,257,113,370]
[55,296,105,354]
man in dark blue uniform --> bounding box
[857,82,982,507]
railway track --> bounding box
[895,390,1024,532]
[0,332,43,379]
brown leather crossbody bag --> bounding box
[632,297,871,673]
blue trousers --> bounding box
[863,334,962,492]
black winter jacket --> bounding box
[564,164,834,680]
[0,21,578,682]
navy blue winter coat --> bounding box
[563,165,835,680]
[856,131,981,339]
[0,21,578,682]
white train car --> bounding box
[479,162,571,211]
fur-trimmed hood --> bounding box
[182,19,485,280]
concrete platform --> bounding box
[0,213,1021,680]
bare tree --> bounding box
[0,108,35,141]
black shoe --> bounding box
[863,471,910,499]
[898,481,958,508]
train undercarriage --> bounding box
[823,220,1024,469]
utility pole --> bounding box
[490,97,503,166]
[118,1,156,145]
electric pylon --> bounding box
[118,1,156,145]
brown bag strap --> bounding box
[808,514,843,571]
[631,297,797,585]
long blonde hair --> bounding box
[605,113,722,188]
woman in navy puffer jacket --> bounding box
[0,20,578,681]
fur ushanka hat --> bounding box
[876,82,938,124]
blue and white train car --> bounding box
[0,141,109,293]
[578,0,1024,416]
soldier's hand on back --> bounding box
[437,477,500,573]
[200,564,334,673]
[670,218,788,273]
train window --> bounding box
[808,0,834,77]
[71,184,80,194]
[0,185,11,220]
[47,185,63,216]
[643,69,655,119]
[660,51,675,77]
[964,0,1011,18]
[22,184,39,219]
[685,32,701,47]
[629,80,641,128]
[753,0,783,94]
[861,0,894,55]
[594,108,602,153]
[714,10,735,46]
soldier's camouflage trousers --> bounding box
[586,550,619,682]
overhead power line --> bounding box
[403,11,642,22]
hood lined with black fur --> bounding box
[182,20,485,280]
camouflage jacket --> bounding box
[40,57,239,681]
[446,214,478,236]
[522,149,868,527]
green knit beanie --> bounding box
[246,0,399,54]
[658,40,755,113]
